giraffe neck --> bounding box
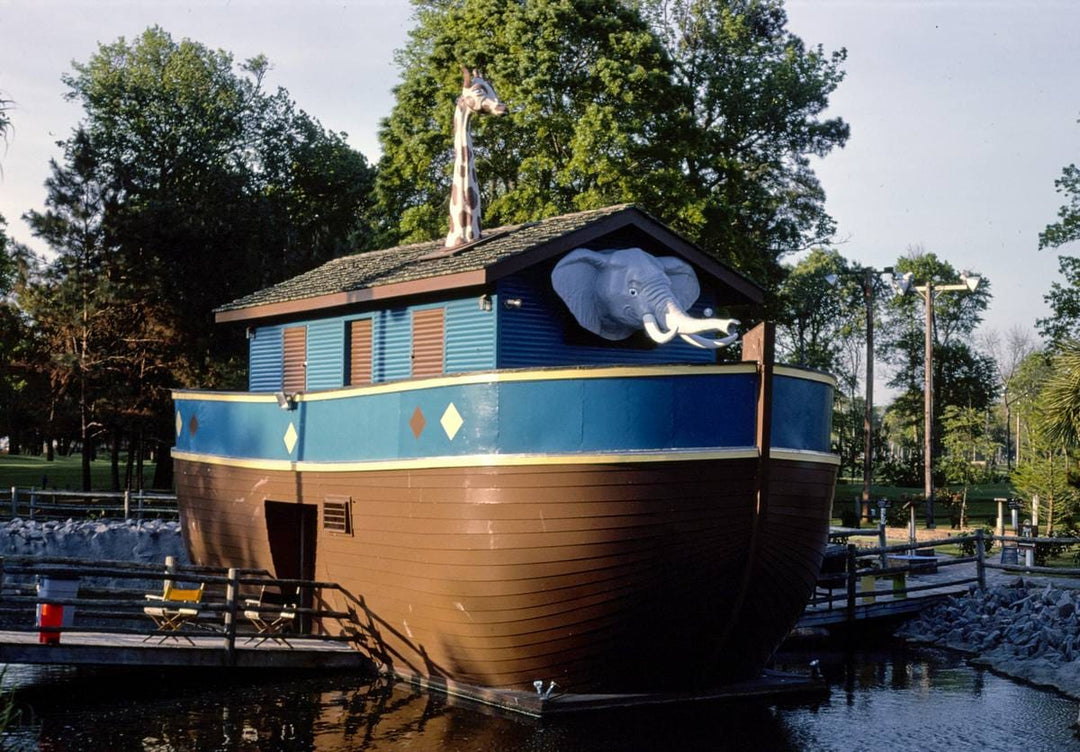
[445,98,481,248]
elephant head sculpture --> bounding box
[551,248,739,348]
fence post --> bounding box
[9,487,16,517]
[224,568,239,666]
[846,544,858,624]
[29,490,36,520]
[123,490,131,519]
[975,529,986,590]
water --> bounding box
[1,641,1078,751]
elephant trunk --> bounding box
[643,300,739,349]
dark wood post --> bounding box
[975,529,986,590]
[846,544,858,624]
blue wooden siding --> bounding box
[305,320,345,390]
[445,297,497,373]
[249,326,284,391]
[247,296,498,392]
[175,369,767,464]
[496,271,719,369]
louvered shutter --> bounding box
[411,308,445,378]
[282,326,307,392]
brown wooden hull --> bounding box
[175,454,835,693]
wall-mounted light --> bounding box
[274,391,296,411]
[246,327,256,340]
[503,297,523,309]
[478,294,492,311]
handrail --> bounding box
[811,530,1080,619]
[0,554,374,663]
[4,486,179,521]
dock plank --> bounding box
[0,630,372,671]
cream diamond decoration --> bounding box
[440,403,464,441]
[175,410,183,439]
[283,422,299,454]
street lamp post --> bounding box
[826,267,899,522]
[895,273,981,529]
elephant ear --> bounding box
[552,248,608,336]
[658,256,701,311]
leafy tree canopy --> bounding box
[62,26,377,380]
[1038,115,1080,349]
[376,0,848,290]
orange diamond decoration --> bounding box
[409,407,426,439]
[188,414,199,437]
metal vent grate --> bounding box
[322,497,352,534]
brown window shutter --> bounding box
[347,319,373,386]
[282,326,307,392]
[411,308,444,378]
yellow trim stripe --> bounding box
[172,447,839,473]
[772,366,837,387]
[172,364,761,403]
[172,362,840,404]
[172,448,761,473]
[770,449,841,466]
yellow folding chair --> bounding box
[144,581,205,644]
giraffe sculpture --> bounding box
[445,67,507,248]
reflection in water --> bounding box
[1,642,1077,751]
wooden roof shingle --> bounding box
[215,204,762,324]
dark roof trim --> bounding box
[214,270,488,324]
[485,208,764,305]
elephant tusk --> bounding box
[679,332,741,349]
[643,313,678,344]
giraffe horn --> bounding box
[461,66,471,87]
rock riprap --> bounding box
[0,518,189,565]
[898,580,1080,699]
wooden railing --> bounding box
[1,487,178,520]
[810,530,1080,622]
[0,554,372,663]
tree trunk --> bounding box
[152,438,173,490]
[81,434,92,492]
[124,431,136,490]
[136,428,144,491]
[110,428,121,491]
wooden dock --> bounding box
[0,630,366,670]
[796,532,985,630]
[0,554,375,673]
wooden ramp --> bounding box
[0,630,370,671]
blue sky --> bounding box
[2,0,1079,346]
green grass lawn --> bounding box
[0,453,158,491]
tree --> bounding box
[983,326,1036,469]
[940,405,996,528]
[377,0,675,242]
[641,0,849,288]
[52,27,377,486]
[23,130,121,489]
[878,248,995,488]
[775,248,867,479]
[376,0,848,289]
[1010,347,1080,534]
[1038,115,1080,348]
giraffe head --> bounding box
[460,66,507,117]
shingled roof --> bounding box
[215,204,763,324]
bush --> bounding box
[957,527,995,557]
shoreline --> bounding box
[897,579,1080,700]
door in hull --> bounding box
[264,500,317,631]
